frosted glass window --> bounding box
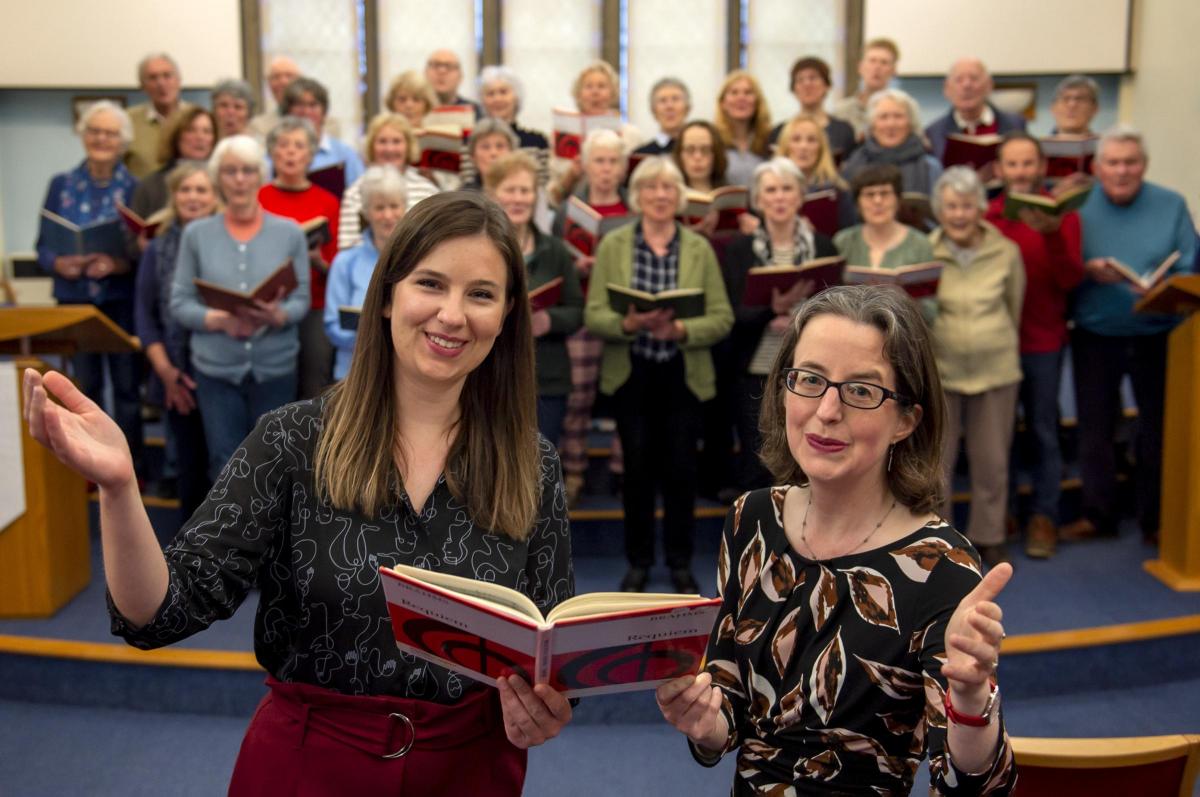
[626,0,728,140]
[261,0,363,148]
[502,0,603,139]
[379,1,478,110]
[745,0,846,131]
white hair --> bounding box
[866,88,921,132]
[75,100,134,151]
[359,164,408,207]
[208,135,267,191]
[478,65,524,110]
[1097,123,1147,161]
[628,156,688,215]
[931,165,987,217]
[137,52,180,83]
[581,128,624,164]
[750,157,805,208]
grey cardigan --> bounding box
[169,212,310,384]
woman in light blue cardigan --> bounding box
[170,135,310,480]
[324,165,407,380]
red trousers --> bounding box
[228,676,527,796]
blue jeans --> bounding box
[536,395,568,449]
[194,371,296,481]
[1018,350,1064,520]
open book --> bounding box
[194,259,298,313]
[417,128,465,173]
[529,276,564,313]
[38,210,127,259]
[380,564,719,697]
[308,163,346,199]
[1041,134,1098,179]
[301,217,331,250]
[561,196,633,258]
[338,305,361,331]
[741,256,846,306]
[1002,182,1091,219]
[802,188,840,237]
[843,261,943,298]
[424,105,475,139]
[1107,250,1181,292]
[552,108,623,160]
[606,284,705,319]
[682,186,748,231]
[116,203,170,237]
[943,132,1003,170]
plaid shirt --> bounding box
[630,223,681,363]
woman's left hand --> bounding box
[85,254,127,279]
[497,674,572,749]
[942,563,1012,708]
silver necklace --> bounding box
[800,490,897,560]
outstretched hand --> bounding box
[22,368,134,491]
[942,562,1012,696]
[497,674,572,749]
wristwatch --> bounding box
[943,680,1000,727]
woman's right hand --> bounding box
[53,255,89,280]
[656,672,726,749]
[23,368,134,491]
[574,254,595,278]
[205,309,256,339]
[157,366,198,415]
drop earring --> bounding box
[887,444,895,473]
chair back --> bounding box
[1011,735,1200,797]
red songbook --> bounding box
[942,132,1003,170]
[308,163,346,199]
[843,261,943,298]
[682,186,749,232]
[801,188,840,237]
[552,108,623,160]
[417,129,464,173]
[380,564,720,697]
[529,276,564,313]
[116,203,169,237]
[561,197,633,259]
[741,256,847,306]
[424,105,475,142]
[1041,135,1098,180]
[193,259,298,313]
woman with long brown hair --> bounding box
[23,192,574,795]
[714,70,773,188]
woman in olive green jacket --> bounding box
[585,156,733,594]
[929,166,1026,568]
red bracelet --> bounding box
[943,680,999,727]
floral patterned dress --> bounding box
[692,487,1017,795]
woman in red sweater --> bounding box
[260,116,341,398]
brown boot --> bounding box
[1024,514,1058,559]
[1060,517,1101,541]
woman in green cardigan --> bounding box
[486,152,584,447]
[585,156,734,594]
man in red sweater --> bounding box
[986,132,1085,558]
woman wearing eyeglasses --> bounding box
[655,286,1017,795]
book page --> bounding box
[390,564,544,622]
[547,591,702,623]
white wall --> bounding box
[1119,0,1200,212]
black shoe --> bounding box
[670,568,699,594]
[620,567,649,592]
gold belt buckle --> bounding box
[382,712,415,759]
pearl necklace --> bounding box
[799,490,897,560]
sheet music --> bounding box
[0,359,27,532]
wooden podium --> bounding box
[1137,275,1200,591]
[0,306,139,616]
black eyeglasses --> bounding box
[782,368,912,410]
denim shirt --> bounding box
[323,231,380,380]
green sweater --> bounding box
[833,224,935,268]
[584,222,733,401]
[528,228,585,396]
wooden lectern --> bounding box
[0,306,139,616]
[1137,275,1200,591]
